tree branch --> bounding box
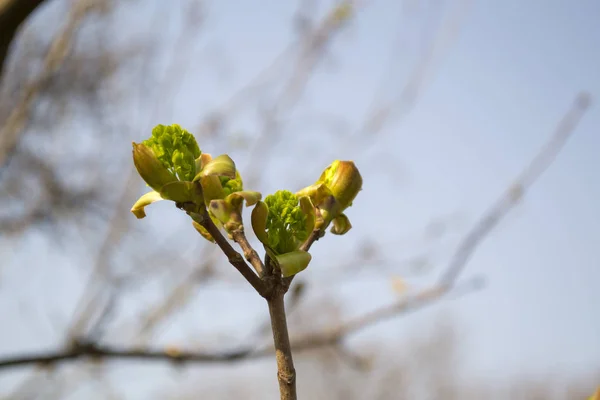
[0,278,481,372]
[0,0,103,169]
[195,209,269,297]
[231,229,265,277]
[267,289,297,400]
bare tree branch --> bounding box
[0,277,481,371]
[0,0,105,168]
[0,0,47,78]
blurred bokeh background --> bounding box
[0,0,599,399]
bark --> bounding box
[267,289,297,400]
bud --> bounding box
[193,153,239,206]
[209,190,262,233]
[253,190,313,256]
[318,160,362,211]
[132,142,178,192]
[296,160,362,234]
[143,124,200,182]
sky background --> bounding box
[1,0,599,396]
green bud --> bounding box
[220,170,244,197]
[209,191,262,233]
[297,160,362,234]
[142,124,201,182]
[257,190,312,255]
[317,160,362,211]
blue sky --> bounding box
[2,0,599,395]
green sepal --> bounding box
[274,251,312,277]
[209,191,262,233]
[298,196,315,235]
[159,181,196,203]
[191,220,215,242]
[330,213,352,235]
[131,191,163,219]
[251,201,269,244]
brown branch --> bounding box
[0,277,482,372]
[299,228,324,253]
[267,289,297,400]
[231,229,265,277]
[0,0,104,168]
[195,209,269,297]
[0,340,255,370]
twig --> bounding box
[0,277,482,371]
[0,0,103,168]
[0,341,254,370]
[441,92,591,284]
[231,229,265,277]
[267,289,297,400]
[195,209,268,297]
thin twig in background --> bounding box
[0,276,481,371]
[0,0,104,168]
[440,92,591,284]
